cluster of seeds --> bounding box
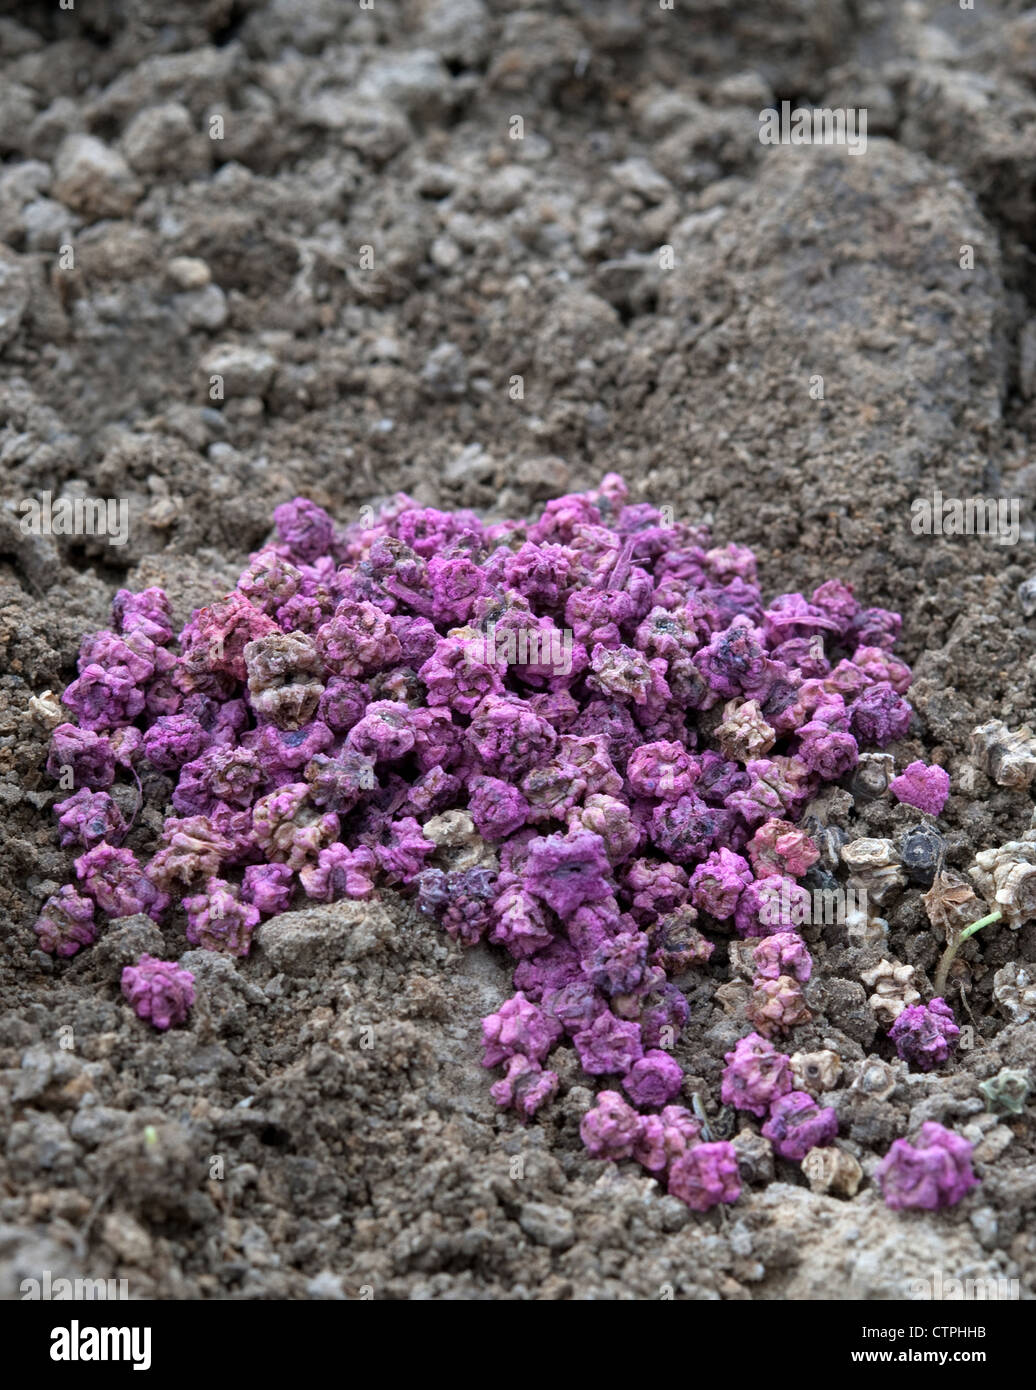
[34,476,978,1211]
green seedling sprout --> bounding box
[933,908,1001,999]
[923,847,1002,1001]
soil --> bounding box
[1,0,1035,1300]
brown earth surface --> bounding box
[1,0,1035,1299]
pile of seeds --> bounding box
[35,477,982,1210]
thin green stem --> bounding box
[958,910,1002,942]
[933,909,1002,999]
